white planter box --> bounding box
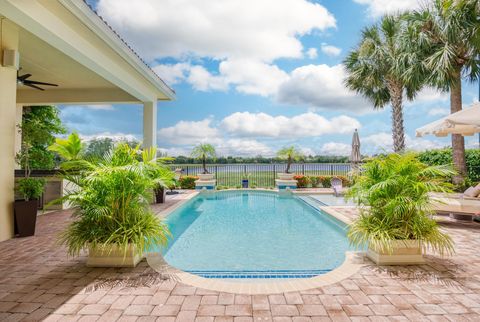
[367,240,425,265]
[197,173,215,180]
[278,173,295,180]
[87,244,143,267]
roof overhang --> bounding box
[0,0,175,105]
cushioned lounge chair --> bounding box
[331,177,344,197]
[430,184,480,220]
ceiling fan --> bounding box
[17,70,58,91]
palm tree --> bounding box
[344,15,423,152]
[191,143,216,174]
[276,146,303,173]
[407,0,480,184]
[48,132,83,161]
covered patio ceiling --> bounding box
[1,0,175,106]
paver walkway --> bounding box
[1,192,480,321]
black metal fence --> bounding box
[171,163,352,188]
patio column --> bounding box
[0,19,19,242]
[143,101,157,148]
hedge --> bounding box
[417,148,480,183]
[295,175,351,188]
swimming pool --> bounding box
[306,194,356,206]
[153,190,351,279]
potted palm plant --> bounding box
[346,153,455,265]
[14,120,49,237]
[52,139,172,267]
[191,143,216,180]
[14,178,45,237]
[276,146,303,180]
[144,148,175,204]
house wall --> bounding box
[0,19,19,242]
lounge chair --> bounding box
[430,184,480,221]
[331,177,344,197]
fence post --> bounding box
[330,164,334,176]
[273,164,276,187]
[186,166,189,175]
[215,165,218,180]
[302,163,305,175]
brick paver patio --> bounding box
[1,193,480,321]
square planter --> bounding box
[197,173,215,180]
[87,244,143,267]
[13,199,39,237]
[155,187,166,204]
[278,173,295,180]
[367,240,425,265]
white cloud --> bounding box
[157,118,220,145]
[221,111,360,138]
[154,60,288,96]
[152,63,191,86]
[414,87,448,103]
[320,43,341,57]
[62,104,114,111]
[218,59,289,96]
[306,48,318,59]
[187,65,229,91]
[277,64,371,112]
[299,147,316,156]
[362,132,446,154]
[80,132,139,142]
[428,108,449,117]
[319,142,351,156]
[216,139,273,157]
[354,0,421,18]
[97,0,336,62]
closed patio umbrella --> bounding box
[350,129,361,172]
[416,103,480,137]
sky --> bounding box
[62,0,480,157]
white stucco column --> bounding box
[143,101,157,148]
[0,19,19,242]
[15,104,23,169]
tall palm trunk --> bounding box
[387,80,406,152]
[450,67,466,184]
[202,155,208,174]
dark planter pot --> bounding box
[155,187,166,204]
[13,199,38,237]
[242,179,249,188]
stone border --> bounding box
[149,190,365,294]
[146,251,365,294]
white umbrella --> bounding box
[416,103,480,137]
[350,129,361,173]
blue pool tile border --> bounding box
[185,269,333,279]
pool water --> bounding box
[307,194,356,206]
[153,190,351,279]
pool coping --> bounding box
[150,189,365,294]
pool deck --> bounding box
[1,191,480,321]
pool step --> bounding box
[185,269,332,279]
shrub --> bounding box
[179,176,198,189]
[318,176,331,188]
[347,153,455,255]
[16,178,46,201]
[294,175,310,188]
[309,176,321,188]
